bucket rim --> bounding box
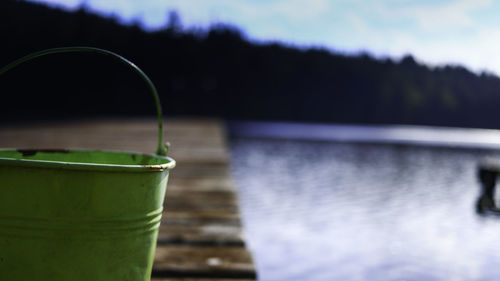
[0,149,175,172]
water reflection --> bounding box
[230,138,500,281]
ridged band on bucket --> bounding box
[0,207,164,239]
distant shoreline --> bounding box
[227,121,500,150]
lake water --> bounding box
[228,122,500,281]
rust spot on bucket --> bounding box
[146,165,164,171]
[17,149,70,157]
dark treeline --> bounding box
[2,0,500,129]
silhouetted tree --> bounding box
[2,0,500,129]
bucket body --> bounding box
[0,149,175,281]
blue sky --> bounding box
[31,0,500,75]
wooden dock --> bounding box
[0,118,257,280]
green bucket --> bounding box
[0,47,176,281]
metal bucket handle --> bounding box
[0,47,169,156]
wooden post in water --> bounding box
[478,159,500,214]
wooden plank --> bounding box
[151,277,256,281]
[169,162,230,180]
[160,188,244,246]
[157,224,245,246]
[165,190,238,213]
[162,211,241,227]
[151,278,256,281]
[167,178,235,192]
[153,245,256,279]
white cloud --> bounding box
[153,0,332,25]
[396,0,493,31]
[263,0,332,21]
[412,27,500,74]
[323,20,500,75]
[300,0,500,74]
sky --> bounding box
[30,0,500,75]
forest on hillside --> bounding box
[2,0,500,129]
